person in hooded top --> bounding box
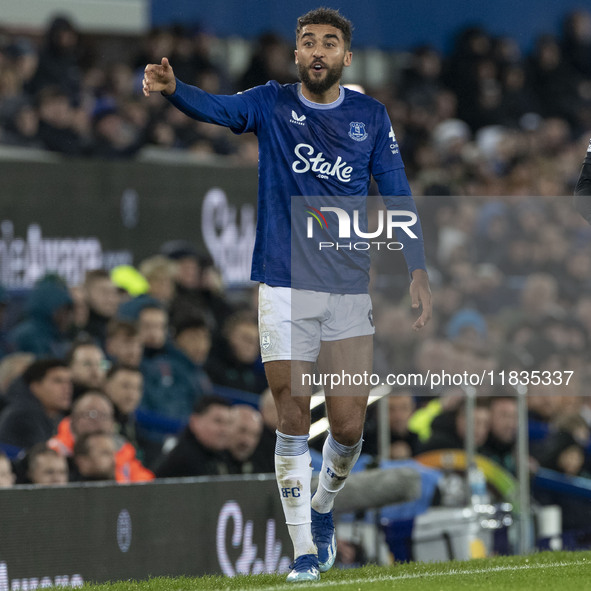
[8,276,74,358]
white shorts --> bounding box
[258,284,375,363]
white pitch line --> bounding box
[217,559,591,591]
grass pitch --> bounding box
[79,551,591,591]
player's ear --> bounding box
[294,49,298,64]
[344,51,352,67]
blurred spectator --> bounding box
[69,284,89,333]
[238,32,296,90]
[552,412,590,447]
[227,404,273,474]
[79,270,120,346]
[387,394,420,459]
[103,364,143,452]
[135,303,205,426]
[518,273,562,324]
[161,242,233,332]
[499,64,541,127]
[91,107,145,159]
[174,316,211,366]
[138,255,178,307]
[0,352,35,409]
[0,102,42,148]
[0,451,15,488]
[402,46,445,105]
[419,398,491,453]
[72,432,117,482]
[166,25,219,86]
[154,395,233,478]
[562,11,591,77]
[67,340,108,399]
[0,359,72,449]
[49,390,153,482]
[7,277,73,358]
[445,27,493,129]
[160,241,200,290]
[27,16,83,102]
[479,396,518,473]
[105,319,143,367]
[25,443,69,485]
[445,309,488,353]
[36,86,88,155]
[364,391,420,459]
[535,428,591,535]
[538,428,589,477]
[529,34,581,125]
[173,316,215,398]
[205,310,267,394]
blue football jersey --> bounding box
[167,80,425,293]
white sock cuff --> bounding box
[275,430,310,456]
[327,431,363,457]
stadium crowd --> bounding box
[1,8,591,548]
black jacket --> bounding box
[0,387,61,449]
[574,143,591,222]
[153,427,233,478]
[418,410,463,453]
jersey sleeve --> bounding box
[370,105,405,176]
[165,79,278,134]
[574,139,591,224]
[375,169,427,276]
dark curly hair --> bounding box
[296,7,353,50]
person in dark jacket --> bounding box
[103,364,143,453]
[27,16,83,102]
[0,359,72,449]
[479,396,518,473]
[418,398,491,453]
[227,405,274,474]
[36,87,88,156]
[363,391,420,459]
[535,430,591,535]
[161,241,233,333]
[154,395,233,478]
[136,304,203,418]
[173,316,215,400]
[104,319,143,368]
[79,270,120,347]
[574,138,591,222]
[8,277,74,358]
[205,310,267,394]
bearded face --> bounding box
[295,24,351,98]
[297,58,345,96]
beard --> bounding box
[297,60,344,95]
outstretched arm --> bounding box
[142,57,274,133]
[574,139,591,223]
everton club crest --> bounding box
[348,121,368,142]
[260,331,271,351]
